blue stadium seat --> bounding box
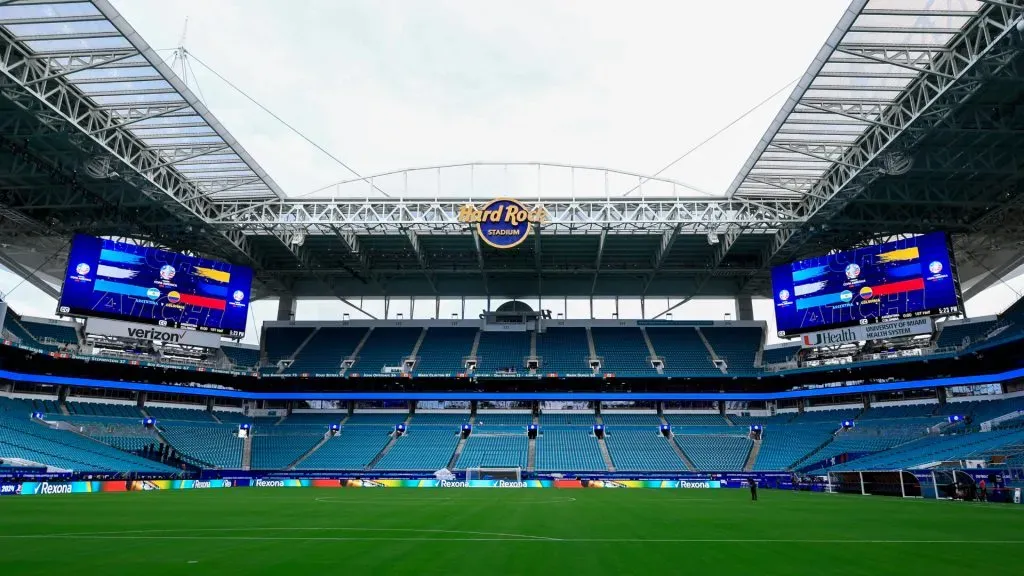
[936,319,997,348]
[413,327,477,375]
[21,320,79,346]
[145,406,217,422]
[590,327,655,376]
[536,328,590,374]
[350,327,422,374]
[535,427,605,471]
[262,326,316,369]
[701,326,762,374]
[762,345,800,365]
[159,423,244,468]
[600,413,661,426]
[251,427,324,470]
[674,433,751,471]
[475,331,531,374]
[646,327,718,376]
[373,428,459,471]
[222,345,260,368]
[472,413,532,427]
[605,427,687,471]
[456,431,528,469]
[297,426,392,470]
[290,327,368,374]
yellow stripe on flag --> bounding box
[876,247,919,264]
[193,267,230,283]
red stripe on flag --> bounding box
[871,277,925,298]
[178,293,226,310]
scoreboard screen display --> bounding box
[58,234,252,337]
[771,232,962,338]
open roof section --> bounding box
[727,0,985,201]
[0,0,283,202]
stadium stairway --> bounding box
[743,437,761,471]
[242,434,253,470]
[287,431,332,469]
[596,422,615,471]
[694,328,725,373]
[447,431,469,469]
[365,414,410,469]
[667,433,696,471]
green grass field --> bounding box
[0,488,1021,575]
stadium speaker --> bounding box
[593,424,605,439]
[660,424,671,438]
[395,423,407,437]
[528,424,538,439]
[143,417,156,427]
[461,423,472,439]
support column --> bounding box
[736,296,754,321]
[277,294,297,322]
[936,388,948,406]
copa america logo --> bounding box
[159,265,176,280]
[75,263,90,276]
[778,289,790,302]
[232,290,245,302]
[845,263,861,279]
[929,261,943,274]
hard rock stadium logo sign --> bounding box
[457,198,548,249]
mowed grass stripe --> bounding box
[0,488,1021,575]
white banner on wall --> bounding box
[86,318,222,348]
[800,317,933,349]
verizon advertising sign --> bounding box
[800,317,933,349]
[86,318,222,348]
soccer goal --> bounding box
[465,467,522,482]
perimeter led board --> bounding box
[58,234,252,337]
[771,232,962,338]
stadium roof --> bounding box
[0,0,1023,302]
[0,0,283,203]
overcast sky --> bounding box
[2,0,1023,345]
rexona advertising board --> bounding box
[457,199,548,249]
[9,477,730,495]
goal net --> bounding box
[465,467,522,482]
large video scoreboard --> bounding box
[771,232,962,338]
[58,234,252,337]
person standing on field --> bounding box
[748,477,758,502]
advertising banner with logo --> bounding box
[457,199,548,249]
[0,482,22,496]
[581,480,721,489]
[86,317,222,348]
[800,317,933,349]
[337,479,552,488]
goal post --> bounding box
[465,467,522,482]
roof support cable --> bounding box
[185,50,393,199]
[622,77,800,197]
